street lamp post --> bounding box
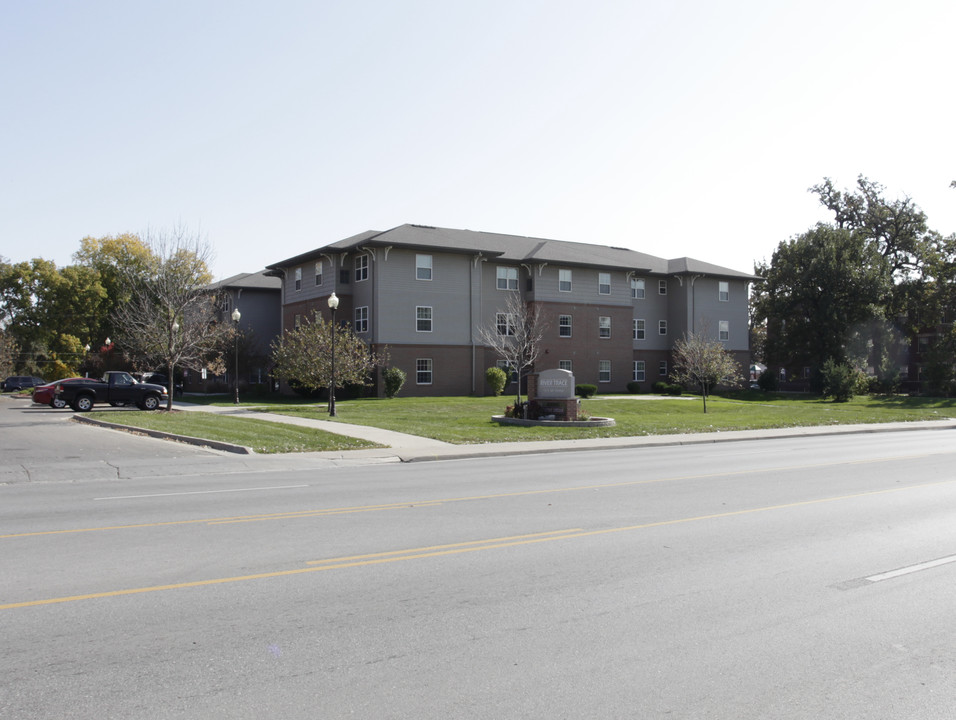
[327,292,338,417]
[231,307,241,405]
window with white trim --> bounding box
[719,281,729,302]
[416,306,432,332]
[559,269,572,292]
[416,254,432,281]
[598,272,611,295]
[599,316,611,339]
[631,278,645,299]
[496,312,515,336]
[294,267,302,291]
[659,279,667,295]
[659,361,668,376]
[416,358,432,385]
[659,320,667,335]
[559,360,572,372]
[634,319,645,340]
[558,314,572,337]
[633,361,645,382]
[294,314,301,329]
[599,360,611,383]
[355,254,369,282]
[719,320,729,341]
[355,306,368,333]
[314,261,323,286]
[496,359,517,383]
[496,266,518,290]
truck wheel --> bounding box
[141,394,161,411]
[73,395,94,412]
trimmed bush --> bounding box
[626,381,643,394]
[652,381,670,394]
[575,384,597,398]
[485,366,508,396]
[382,367,407,399]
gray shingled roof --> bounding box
[207,270,282,291]
[267,224,757,279]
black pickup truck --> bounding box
[54,371,169,412]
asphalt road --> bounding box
[3,400,956,718]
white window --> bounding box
[416,254,432,281]
[634,319,645,340]
[559,314,572,337]
[599,316,611,339]
[659,279,667,295]
[599,272,611,295]
[719,320,729,341]
[416,306,432,332]
[314,261,323,286]
[496,359,517,383]
[496,266,518,290]
[355,254,369,282]
[496,312,515,336]
[294,313,301,329]
[599,360,611,383]
[559,269,572,292]
[294,267,302,291]
[633,361,645,382]
[719,281,729,302]
[659,320,667,335]
[559,360,572,372]
[416,358,432,385]
[631,278,645,299]
[355,306,368,333]
[659,361,668,376]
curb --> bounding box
[71,414,254,455]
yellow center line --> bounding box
[4,478,953,611]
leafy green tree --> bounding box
[670,330,742,412]
[820,358,860,402]
[270,314,386,398]
[382,366,407,398]
[0,330,18,378]
[753,224,889,377]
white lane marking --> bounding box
[95,485,309,500]
[866,554,956,583]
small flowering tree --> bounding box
[671,330,742,413]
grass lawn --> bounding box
[89,410,382,454]
[259,391,956,444]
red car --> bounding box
[32,378,86,409]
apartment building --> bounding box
[265,224,756,396]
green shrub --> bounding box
[820,358,857,402]
[485,366,508,396]
[666,383,682,396]
[757,371,778,391]
[575,384,597,398]
[626,381,643,394]
[652,381,670,394]
[382,367,407,399]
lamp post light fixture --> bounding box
[327,292,339,417]
[231,307,241,405]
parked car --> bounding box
[54,371,169,411]
[32,378,86,408]
[2,376,46,392]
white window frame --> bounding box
[599,360,611,383]
[559,360,572,372]
[294,267,302,291]
[416,254,433,281]
[659,360,668,376]
[294,313,301,329]
[496,312,515,336]
[633,361,645,382]
[631,277,645,299]
[314,261,323,286]
[598,272,611,295]
[719,281,729,302]
[355,306,369,333]
[659,279,667,295]
[355,254,369,282]
[416,306,432,333]
[416,358,433,385]
[558,314,572,337]
[719,320,729,341]
[634,318,645,340]
[659,320,667,335]
[496,266,518,290]
[599,316,611,339]
[559,269,572,292]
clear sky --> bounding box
[2,0,954,280]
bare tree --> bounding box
[477,291,547,412]
[112,227,231,410]
[671,330,743,413]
